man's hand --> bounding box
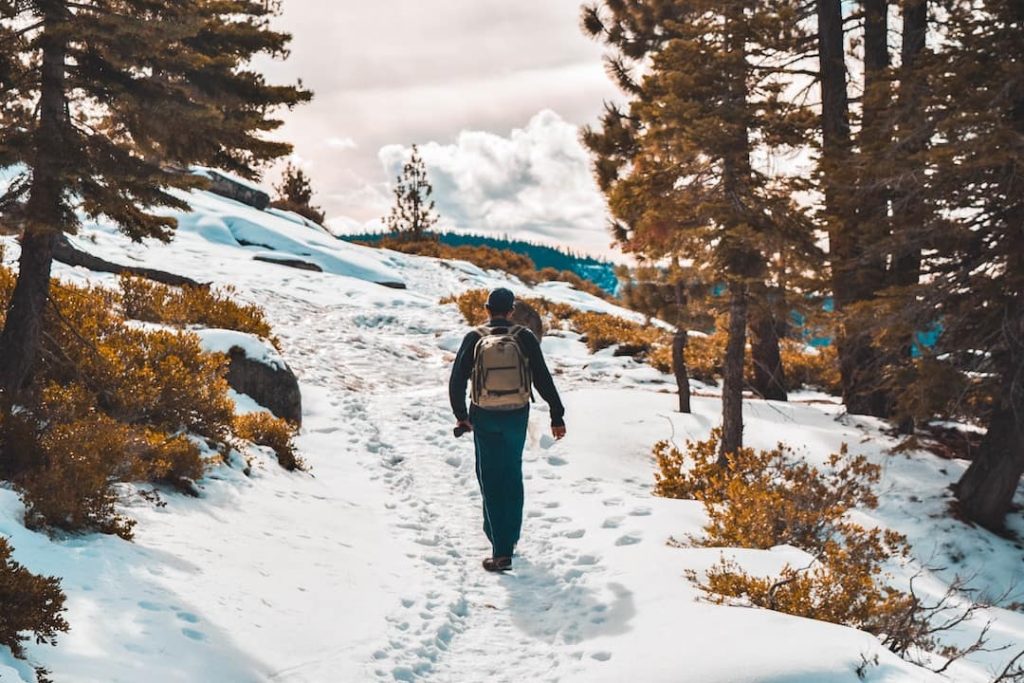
[552,424,566,440]
[456,419,473,433]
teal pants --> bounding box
[470,405,529,558]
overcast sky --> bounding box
[256,0,623,256]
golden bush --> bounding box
[441,289,576,329]
[19,413,141,539]
[700,531,917,638]
[119,275,277,346]
[377,238,610,299]
[234,412,303,471]
[781,340,841,393]
[0,538,68,659]
[656,430,930,655]
[0,264,251,536]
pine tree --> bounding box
[0,0,311,398]
[385,144,439,241]
[582,0,819,458]
[887,0,1024,530]
[271,162,326,225]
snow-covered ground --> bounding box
[0,185,1022,682]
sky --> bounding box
[255,0,623,256]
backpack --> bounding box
[471,324,532,410]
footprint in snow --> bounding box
[615,533,642,546]
[602,516,624,529]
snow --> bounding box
[195,328,287,371]
[0,184,1021,682]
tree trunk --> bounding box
[0,14,67,398]
[749,298,787,402]
[954,396,1024,532]
[817,0,891,418]
[890,0,928,434]
[672,279,691,414]
[0,230,58,394]
[53,235,203,288]
[720,284,748,463]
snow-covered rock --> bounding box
[196,329,302,425]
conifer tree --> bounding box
[582,0,819,458]
[272,162,326,225]
[0,0,311,397]
[385,144,438,241]
[880,0,1024,530]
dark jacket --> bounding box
[449,318,565,427]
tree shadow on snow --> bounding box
[499,558,635,643]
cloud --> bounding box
[377,110,614,255]
[326,137,358,150]
[246,0,624,256]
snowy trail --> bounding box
[244,265,682,683]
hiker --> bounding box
[449,287,566,572]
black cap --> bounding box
[486,287,515,313]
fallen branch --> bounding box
[53,235,204,288]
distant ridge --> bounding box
[342,231,620,296]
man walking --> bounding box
[449,288,566,572]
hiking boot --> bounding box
[482,556,512,572]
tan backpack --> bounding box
[471,325,532,410]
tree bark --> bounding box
[954,393,1024,532]
[749,297,788,402]
[892,0,927,289]
[720,284,749,463]
[672,279,691,414]
[890,0,928,433]
[817,0,891,418]
[0,12,67,397]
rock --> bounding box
[203,169,270,210]
[224,347,302,426]
[253,254,323,272]
[511,300,544,339]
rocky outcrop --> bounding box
[511,301,544,339]
[253,254,323,272]
[225,347,302,426]
[203,169,270,210]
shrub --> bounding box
[781,340,841,394]
[655,431,949,658]
[119,275,277,346]
[441,289,576,329]
[699,535,917,641]
[0,265,240,536]
[0,538,68,659]
[19,413,140,539]
[234,412,303,471]
[377,238,610,299]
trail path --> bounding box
[256,274,651,682]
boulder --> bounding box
[225,347,303,426]
[203,169,270,210]
[195,329,302,426]
[511,300,544,339]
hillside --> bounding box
[0,183,1021,683]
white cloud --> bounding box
[326,137,358,151]
[378,110,614,255]
[248,0,624,256]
